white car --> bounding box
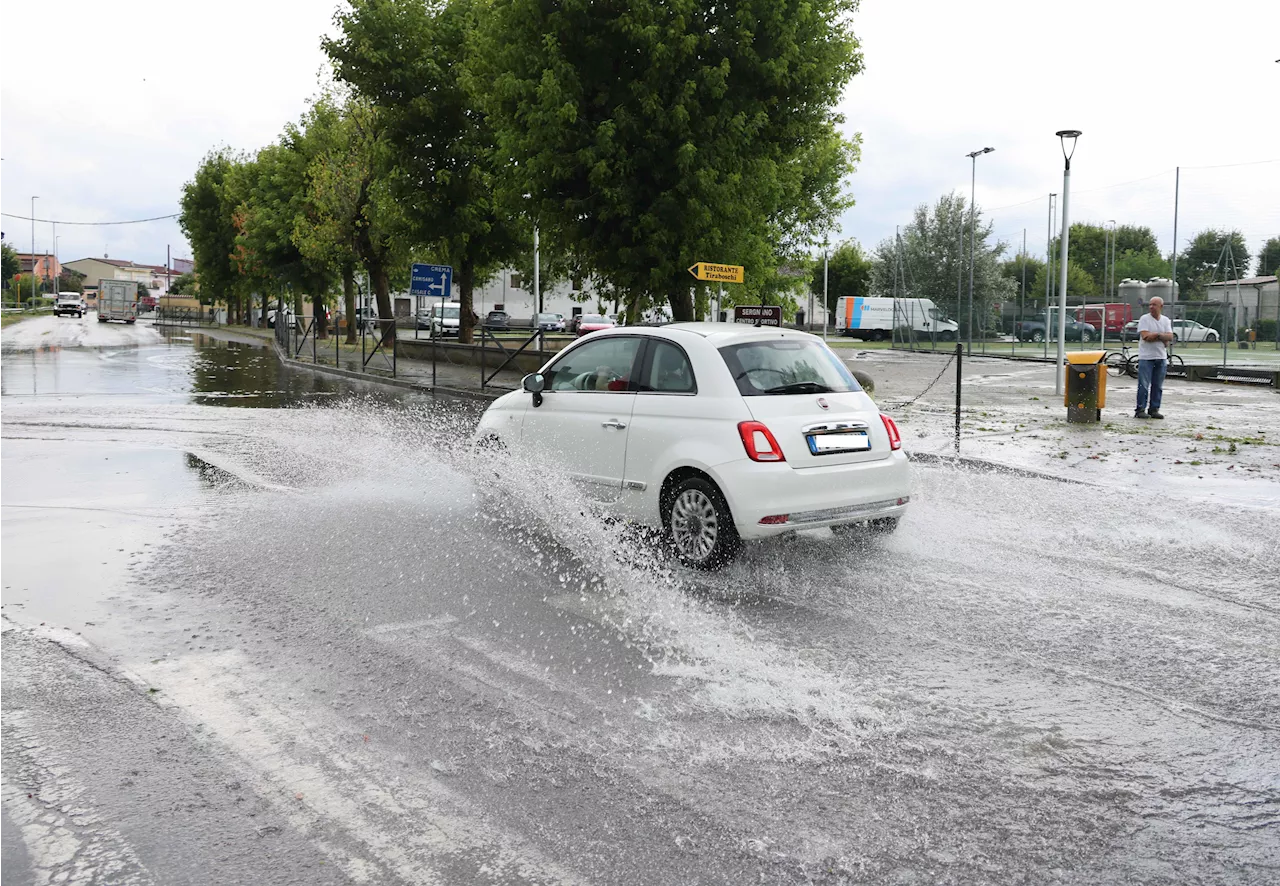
[474,323,911,568]
[1170,319,1219,343]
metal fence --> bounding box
[275,316,397,378]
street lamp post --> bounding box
[30,196,38,306]
[965,147,995,355]
[1054,130,1081,396]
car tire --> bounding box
[1206,333,1218,343]
[1081,330,1092,343]
[663,477,741,570]
[1031,330,1045,343]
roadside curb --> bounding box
[906,450,1088,484]
[268,338,504,403]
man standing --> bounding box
[1136,296,1174,419]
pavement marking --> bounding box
[136,649,587,886]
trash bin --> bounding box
[1064,351,1107,423]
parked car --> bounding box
[484,310,510,330]
[1015,313,1097,343]
[575,314,617,337]
[474,324,911,569]
[1121,320,1140,342]
[1171,319,1219,343]
[266,308,297,329]
[533,312,565,332]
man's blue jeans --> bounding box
[1137,358,1167,412]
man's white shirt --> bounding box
[1137,313,1172,360]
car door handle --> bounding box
[601,419,627,430]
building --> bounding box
[1204,276,1279,331]
[63,256,156,289]
[15,253,62,282]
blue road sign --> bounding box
[410,263,453,299]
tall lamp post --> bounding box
[965,147,994,355]
[30,196,39,306]
[1054,130,1081,395]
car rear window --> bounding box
[719,339,861,397]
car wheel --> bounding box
[1031,330,1045,343]
[1081,330,1092,342]
[1206,333,1218,343]
[664,477,741,570]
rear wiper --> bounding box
[763,381,835,394]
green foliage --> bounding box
[812,240,873,314]
[56,272,84,294]
[326,0,519,342]
[13,273,51,301]
[1177,228,1251,301]
[1256,236,1280,278]
[1001,254,1045,299]
[1112,248,1170,284]
[1030,260,1098,302]
[1048,223,1160,295]
[180,149,248,316]
[168,272,198,296]
[470,0,863,321]
[872,192,1014,332]
[1,241,19,286]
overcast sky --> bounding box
[3,0,1278,275]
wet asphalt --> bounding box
[2,317,1278,884]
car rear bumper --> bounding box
[712,451,912,539]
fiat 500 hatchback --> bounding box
[474,323,910,568]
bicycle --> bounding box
[1105,343,1184,379]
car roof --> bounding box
[584,322,824,348]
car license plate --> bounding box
[807,432,870,454]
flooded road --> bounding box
[3,329,1278,884]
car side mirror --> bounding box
[523,373,545,407]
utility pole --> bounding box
[533,224,541,314]
[965,147,995,355]
[822,240,829,340]
[1054,130,1082,397]
[30,196,37,305]
[1170,167,1180,302]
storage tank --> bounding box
[1145,277,1178,304]
[1118,278,1147,310]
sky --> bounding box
[2,0,1278,275]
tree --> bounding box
[1256,236,1280,277]
[1031,261,1098,303]
[169,272,198,296]
[57,269,85,294]
[326,0,520,344]
[1112,249,1170,284]
[180,150,249,323]
[293,94,407,343]
[1,241,19,287]
[1001,254,1045,301]
[136,281,150,298]
[472,0,862,322]
[1048,223,1160,296]
[1176,228,1251,301]
[812,240,872,314]
[870,192,1014,335]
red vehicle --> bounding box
[1074,303,1132,334]
[575,314,617,337]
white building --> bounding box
[1204,276,1278,330]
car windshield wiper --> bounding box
[763,381,835,395]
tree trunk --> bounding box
[343,264,357,344]
[669,281,694,322]
[372,266,394,345]
[313,289,328,339]
[458,259,476,344]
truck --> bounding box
[834,297,958,341]
[1073,303,1132,335]
[54,292,85,318]
[97,279,138,324]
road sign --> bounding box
[687,262,744,284]
[410,263,453,299]
[733,305,782,326]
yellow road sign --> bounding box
[687,262,744,284]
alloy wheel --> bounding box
[670,489,719,563]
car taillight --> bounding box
[737,421,785,462]
[880,414,902,451]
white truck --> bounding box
[97,279,138,324]
[54,292,85,318]
[834,297,958,341]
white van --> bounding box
[430,302,461,336]
[834,297,958,341]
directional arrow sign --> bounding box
[687,262,744,284]
[410,263,453,299]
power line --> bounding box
[0,211,180,226]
